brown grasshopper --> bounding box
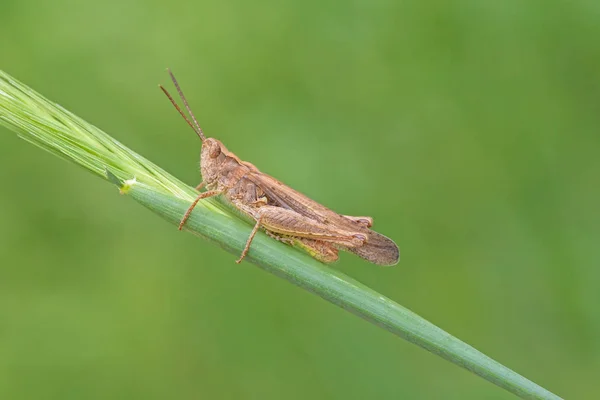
[159,70,399,266]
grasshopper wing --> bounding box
[345,230,399,266]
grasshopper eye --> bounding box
[209,144,221,158]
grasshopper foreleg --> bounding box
[194,181,206,191]
[179,189,222,230]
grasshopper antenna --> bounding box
[159,69,206,142]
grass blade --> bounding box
[0,70,561,399]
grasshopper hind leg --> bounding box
[265,230,295,245]
[267,232,339,264]
[342,215,373,228]
[294,238,339,263]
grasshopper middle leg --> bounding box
[236,216,263,264]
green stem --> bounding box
[0,70,561,400]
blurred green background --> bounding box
[1,1,599,398]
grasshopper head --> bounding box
[199,137,227,184]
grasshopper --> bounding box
[159,70,399,266]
